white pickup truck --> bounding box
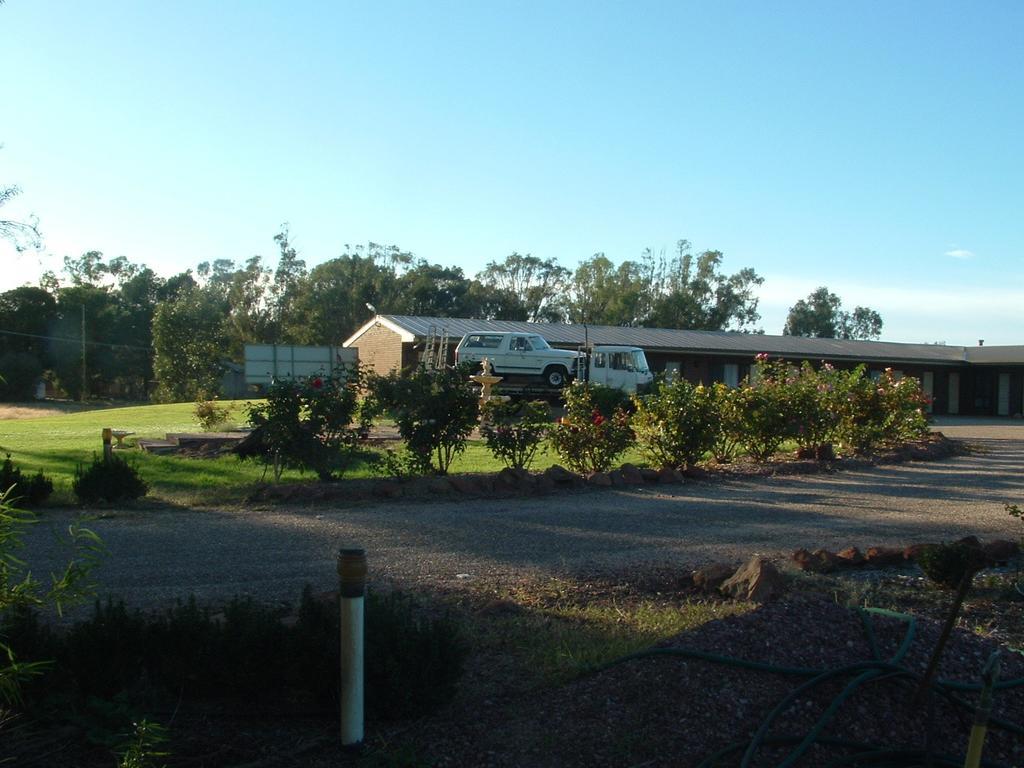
[454,332,654,393]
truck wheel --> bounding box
[543,366,569,388]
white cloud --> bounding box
[945,248,975,259]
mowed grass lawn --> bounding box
[0,401,649,506]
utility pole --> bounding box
[81,304,87,402]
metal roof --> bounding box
[363,315,1010,365]
[965,345,1024,364]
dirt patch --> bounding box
[0,400,138,420]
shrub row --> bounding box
[3,586,466,725]
[238,358,930,481]
[547,358,930,473]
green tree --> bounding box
[645,242,763,331]
[152,286,229,401]
[476,252,569,322]
[289,245,409,344]
[267,225,307,344]
[0,175,41,252]
[393,261,474,317]
[567,254,648,325]
[783,286,883,340]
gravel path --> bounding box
[22,418,1024,611]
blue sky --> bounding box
[1,1,1021,344]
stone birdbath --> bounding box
[470,358,509,412]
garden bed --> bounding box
[247,433,968,506]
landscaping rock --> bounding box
[534,474,556,493]
[957,535,983,549]
[720,556,785,603]
[983,539,1020,565]
[640,468,661,483]
[903,543,932,562]
[865,546,904,567]
[587,471,613,487]
[373,481,403,499]
[496,467,522,490]
[619,464,645,484]
[792,548,841,573]
[427,478,452,494]
[836,547,865,566]
[657,467,684,484]
[692,563,735,592]
[449,476,483,495]
[544,465,578,485]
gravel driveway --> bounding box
[22,418,1024,611]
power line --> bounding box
[0,328,153,353]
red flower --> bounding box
[592,409,605,426]
[311,377,324,389]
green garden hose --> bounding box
[593,607,1024,767]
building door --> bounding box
[998,373,1011,416]
[922,372,934,414]
[948,373,959,415]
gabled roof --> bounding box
[344,315,1024,366]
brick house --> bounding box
[343,315,1024,417]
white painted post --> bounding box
[338,548,366,748]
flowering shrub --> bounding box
[244,368,365,481]
[631,379,718,469]
[786,362,844,454]
[370,365,479,475]
[709,384,745,463]
[730,356,796,461]
[549,383,633,473]
[194,391,231,431]
[876,370,930,443]
[481,399,551,469]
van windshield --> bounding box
[530,335,551,350]
[632,350,650,373]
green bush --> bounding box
[193,393,230,431]
[549,383,633,473]
[480,399,551,469]
[370,365,479,475]
[631,380,718,469]
[788,361,844,454]
[731,355,795,462]
[243,369,367,481]
[3,586,467,722]
[917,542,983,589]
[709,383,744,463]
[0,453,53,507]
[73,454,149,504]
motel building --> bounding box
[344,315,1024,418]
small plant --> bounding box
[917,542,983,589]
[193,392,230,431]
[549,383,633,474]
[117,719,169,768]
[631,379,718,469]
[73,454,149,504]
[0,454,53,507]
[480,400,551,470]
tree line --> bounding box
[2,174,884,402]
[1,232,786,401]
